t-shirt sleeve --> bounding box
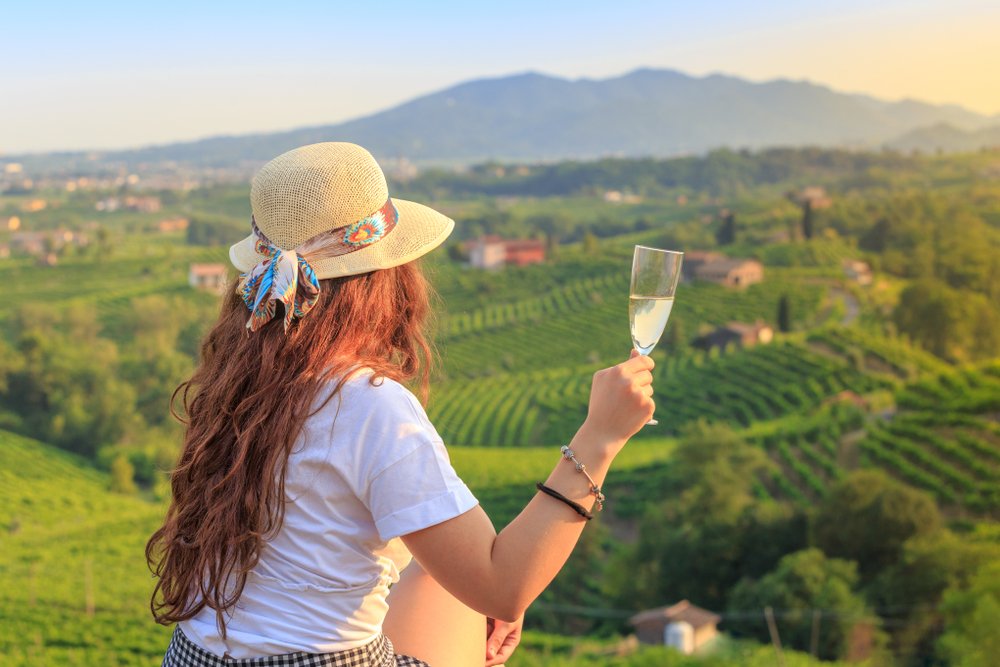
[357,381,479,542]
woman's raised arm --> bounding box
[400,351,655,622]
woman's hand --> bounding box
[485,615,523,666]
[578,349,655,455]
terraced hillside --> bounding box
[859,362,1000,515]
[437,266,825,377]
[434,331,1000,521]
[429,333,900,447]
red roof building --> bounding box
[468,236,546,269]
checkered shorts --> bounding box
[161,626,430,667]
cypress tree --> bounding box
[801,200,814,240]
[778,294,792,332]
[716,212,736,246]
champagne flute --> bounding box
[629,245,684,426]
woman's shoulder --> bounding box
[319,369,429,424]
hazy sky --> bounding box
[2,0,998,154]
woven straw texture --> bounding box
[230,143,454,280]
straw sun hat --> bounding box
[229,142,454,332]
[230,142,453,279]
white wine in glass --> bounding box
[629,245,684,426]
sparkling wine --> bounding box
[629,295,674,355]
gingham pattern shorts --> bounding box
[162,626,430,667]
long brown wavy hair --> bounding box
[146,261,432,637]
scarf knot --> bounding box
[237,237,321,333]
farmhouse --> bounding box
[20,198,47,213]
[680,251,724,281]
[468,236,546,269]
[843,259,873,286]
[189,263,228,295]
[794,185,833,209]
[695,320,773,352]
[9,231,48,255]
[157,217,189,233]
[694,257,764,288]
[629,600,721,654]
[36,252,59,267]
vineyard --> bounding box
[437,267,826,377]
[858,363,1000,516]
[2,168,999,665]
[429,339,891,447]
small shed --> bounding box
[629,600,721,654]
[695,320,773,352]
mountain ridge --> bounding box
[9,68,999,166]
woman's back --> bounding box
[180,371,477,659]
[150,142,657,666]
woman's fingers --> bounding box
[485,617,523,666]
[634,370,654,386]
[623,352,655,372]
[489,632,520,665]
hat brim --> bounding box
[229,198,454,279]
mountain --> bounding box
[885,122,1000,152]
[28,69,1000,166]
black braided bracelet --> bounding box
[536,482,593,521]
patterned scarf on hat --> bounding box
[235,199,398,333]
[237,236,321,333]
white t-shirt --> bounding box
[179,370,479,658]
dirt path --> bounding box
[830,287,860,326]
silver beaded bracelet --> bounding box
[560,445,606,512]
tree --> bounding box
[94,226,113,261]
[777,294,792,332]
[938,560,1000,667]
[801,200,815,240]
[609,424,796,612]
[813,470,941,582]
[868,530,1000,663]
[186,214,246,246]
[728,548,874,660]
[110,454,138,494]
[2,307,139,457]
[715,212,736,246]
[670,421,773,523]
[894,279,1000,362]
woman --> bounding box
[146,142,655,667]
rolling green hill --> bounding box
[0,430,172,666]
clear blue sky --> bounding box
[2,0,997,153]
